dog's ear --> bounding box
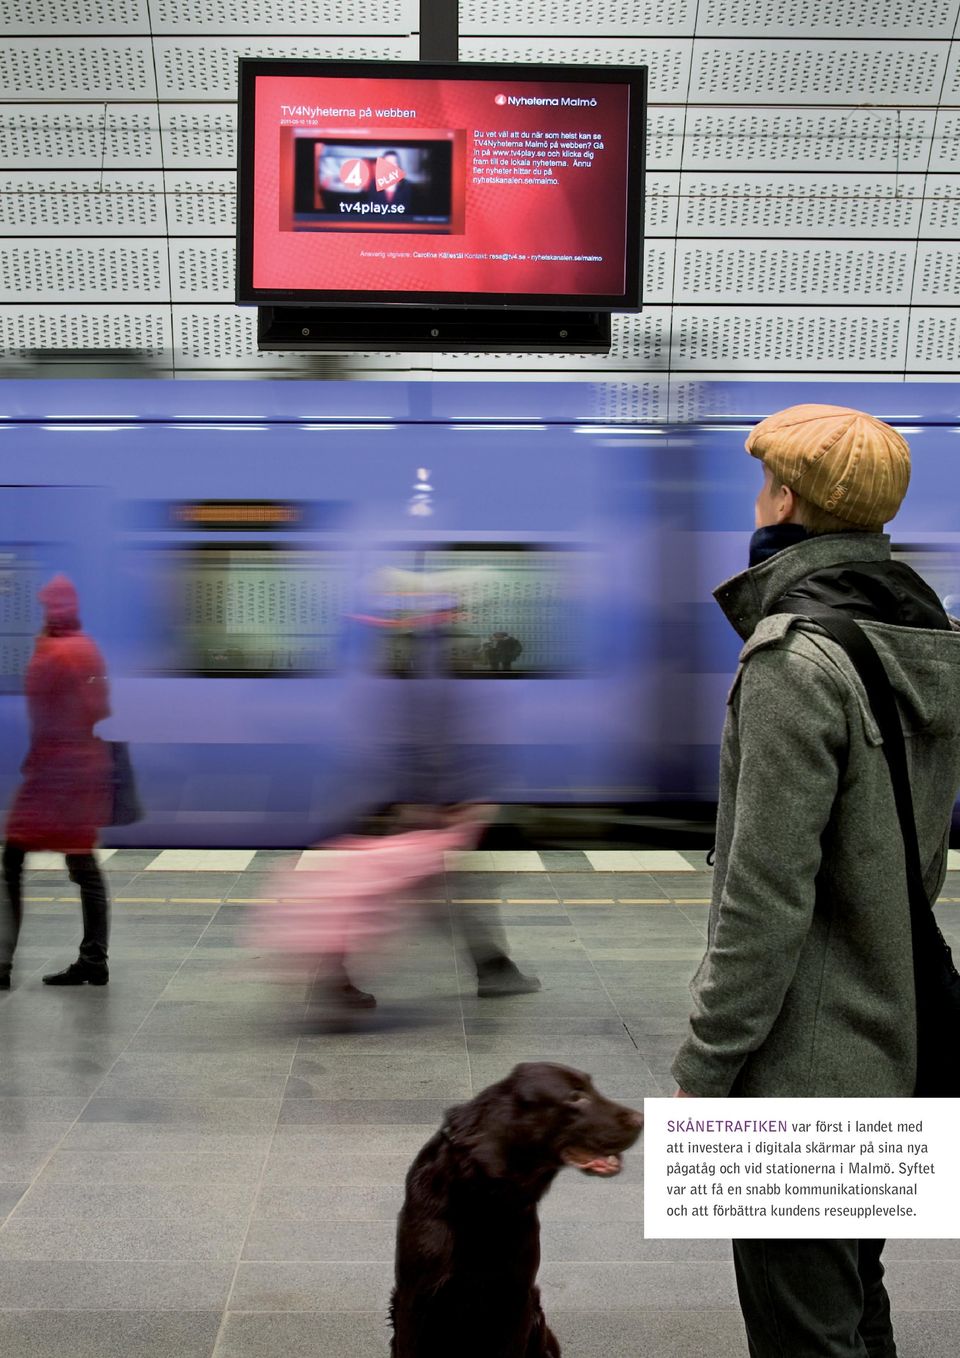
[442,1093,510,1178]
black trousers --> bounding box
[1,842,110,968]
[733,1238,896,1358]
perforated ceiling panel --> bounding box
[644,244,673,304]
[0,173,165,235]
[458,39,691,99]
[160,106,236,168]
[678,176,924,238]
[0,106,162,169]
[0,39,156,99]
[908,310,960,371]
[3,306,170,357]
[0,6,957,380]
[458,1,698,34]
[155,37,417,99]
[646,111,684,170]
[696,0,960,37]
[150,0,415,34]
[165,173,235,234]
[671,309,908,372]
[0,0,150,33]
[922,178,960,235]
[931,113,960,169]
[0,241,169,303]
[674,242,914,304]
[690,41,947,104]
[682,110,935,171]
[645,174,680,236]
[944,44,960,101]
[914,243,960,301]
[170,240,235,303]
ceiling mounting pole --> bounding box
[419,0,459,62]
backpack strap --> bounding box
[772,598,931,926]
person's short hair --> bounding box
[770,475,872,535]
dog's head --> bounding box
[444,1062,643,1183]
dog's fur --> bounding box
[390,1062,643,1358]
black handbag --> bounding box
[776,599,960,1097]
[107,741,144,827]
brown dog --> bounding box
[390,1062,643,1358]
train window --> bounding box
[368,544,583,679]
[0,546,43,693]
[143,544,347,677]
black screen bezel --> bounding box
[236,58,647,312]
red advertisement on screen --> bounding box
[247,72,636,302]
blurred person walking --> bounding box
[310,568,540,1010]
[0,575,112,988]
[671,406,960,1358]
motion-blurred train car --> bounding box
[0,379,957,846]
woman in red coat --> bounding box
[0,576,112,988]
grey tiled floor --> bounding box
[1,856,959,1356]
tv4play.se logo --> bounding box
[494,93,507,106]
[374,155,405,192]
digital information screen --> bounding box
[238,61,644,307]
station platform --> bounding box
[0,851,957,1358]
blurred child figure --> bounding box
[0,576,112,989]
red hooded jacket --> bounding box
[5,576,111,853]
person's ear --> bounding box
[776,482,797,524]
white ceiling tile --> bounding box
[681,108,935,172]
[696,0,960,38]
[921,176,960,237]
[0,305,171,360]
[673,242,916,305]
[459,0,697,34]
[0,172,165,236]
[691,40,948,105]
[0,0,150,33]
[670,307,909,371]
[459,38,691,101]
[149,0,415,34]
[0,38,156,99]
[913,243,960,302]
[907,309,960,371]
[0,240,170,303]
[154,36,416,99]
[676,174,924,238]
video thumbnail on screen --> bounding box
[282,129,463,233]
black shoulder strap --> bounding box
[773,598,932,924]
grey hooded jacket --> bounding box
[672,533,960,1098]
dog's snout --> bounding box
[629,1111,644,1129]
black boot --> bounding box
[476,955,541,998]
[322,979,377,1009]
[314,959,376,1009]
[43,959,109,986]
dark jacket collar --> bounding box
[715,534,892,641]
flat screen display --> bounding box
[237,60,646,309]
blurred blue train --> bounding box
[1,379,957,846]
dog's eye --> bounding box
[568,1091,591,1106]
